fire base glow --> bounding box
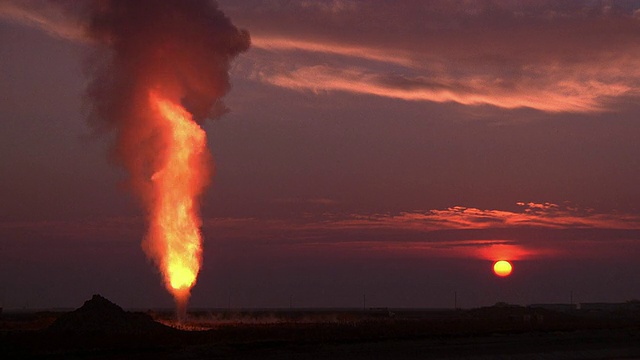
[143,92,210,320]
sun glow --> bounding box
[493,260,513,277]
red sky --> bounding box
[1,0,640,310]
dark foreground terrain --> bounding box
[2,296,640,359]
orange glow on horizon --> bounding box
[493,260,513,277]
[144,92,209,313]
[477,243,534,261]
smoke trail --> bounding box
[79,0,249,315]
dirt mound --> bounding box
[48,294,170,334]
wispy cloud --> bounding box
[0,217,143,241]
[256,64,630,113]
[332,202,640,231]
[227,0,640,113]
[5,1,640,113]
[0,0,88,42]
[3,203,640,260]
[273,197,339,206]
[202,202,640,260]
[250,36,414,67]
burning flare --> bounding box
[144,92,210,316]
[55,0,250,318]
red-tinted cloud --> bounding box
[5,1,640,112]
[227,0,640,112]
[332,202,640,231]
[3,202,640,262]
[205,202,640,261]
[0,1,87,42]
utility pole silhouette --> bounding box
[454,291,458,310]
[570,291,574,306]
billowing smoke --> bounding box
[78,0,249,316]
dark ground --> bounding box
[2,296,640,359]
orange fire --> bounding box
[144,91,210,316]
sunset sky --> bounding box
[1,0,640,310]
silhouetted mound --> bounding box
[48,294,170,334]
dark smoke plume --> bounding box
[50,0,249,310]
[80,0,250,195]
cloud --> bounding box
[0,217,142,240]
[255,64,630,113]
[274,197,339,206]
[199,202,640,260]
[3,203,640,260]
[249,35,414,67]
[0,1,88,42]
[6,1,640,113]
[299,0,359,15]
[225,0,640,113]
[333,202,640,231]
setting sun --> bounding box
[493,260,513,277]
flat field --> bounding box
[2,307,640,359]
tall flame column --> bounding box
[144,92,210,319]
